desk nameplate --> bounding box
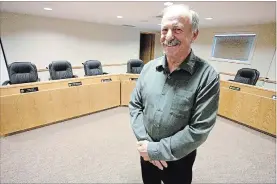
[229,86,241,91]
[101,78,112,82]
[68,82,82,87]
[20,87,39,93]
[129,78,138,81]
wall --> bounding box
[0,12,141,80]
[192,23,276,82]
[1,12,276,89]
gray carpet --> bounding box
[0,107,275,183]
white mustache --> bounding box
[163,39,181,46]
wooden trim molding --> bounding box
[37,66,276,84]
[38,63,127,72]
[103,63,127,67]
[219,72,236,77]
[220,72,276,84]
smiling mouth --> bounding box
[165,43,179,47]
[164,43,180,48]
[164,39,181,47]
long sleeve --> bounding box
[129,74,153,142]
[147,74,220,161]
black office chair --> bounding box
[48,61,77,80]
[127,59,144,74]
[230,68,260,85]
[83,60,108,76]
[2,62,40,85]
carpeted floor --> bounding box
[0,107,275,183]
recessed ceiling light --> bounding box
[164,2,173,6]
[117,16,123,19]
[205,17,213,20]
[44,7,52,11]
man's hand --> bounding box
[137,140,150,161]
[137,140,168,170]
[150,160,168,170]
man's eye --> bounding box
[162,29,168,33]
[174,28,182,33]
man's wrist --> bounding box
[147,142,160,160]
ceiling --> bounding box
[0,1,276,31]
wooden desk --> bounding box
[120,74,139,106]
[0,75,121,136]
[218,81,276,136]
[1,75,276,137]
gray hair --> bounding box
[190,10,199,33]
[162,4,199,33]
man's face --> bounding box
[160,13,198,57]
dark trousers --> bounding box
[140,150,197,184]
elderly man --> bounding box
[129,4,220,184]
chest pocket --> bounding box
[170,89,194,119]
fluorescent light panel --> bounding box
[44,7,52,11]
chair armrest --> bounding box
[73,75,78,78]
[2,80,11,85]
[103,72,109,75]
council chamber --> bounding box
[0,1,276,184]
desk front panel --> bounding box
[120,74,139,81]
[120,74,139,106]
[218,84,276,135]
[0,80,120,136]
[1,76,276,136]
[220,80,276,98]
[121,81,137,106]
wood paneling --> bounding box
[121,80,137,106]
[0,79,120,136]
[220,80,276,98]
[120,74,139,106]
[1,75,276,136]
[119,74,139,81]
[218,86,276,135]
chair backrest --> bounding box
[127,59,144,74]
[83,60,103,76]
[8,62,39,84]
[49,61,74,80]
[234,68,260,85]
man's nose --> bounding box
[166,29,174,40]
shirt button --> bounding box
[161,92,165,95]
[155,124,160,127]
[157,109,161,112]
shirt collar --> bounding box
[157,49,197,75]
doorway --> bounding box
[139,33,155,64]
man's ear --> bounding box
[191,30,199,43]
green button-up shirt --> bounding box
[129,50,220,161]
